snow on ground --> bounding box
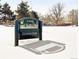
[0,25,78,59]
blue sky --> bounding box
[0,0,78,15]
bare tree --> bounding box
[50,3,64,25]
[68,9,78,26]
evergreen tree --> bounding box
[2,3,13,18]
[2,3,13,15]
[0,3,2,24]
[16,1,30,19]
[0,3,2,12]
[2,3,15,24]
[30,11,39,19]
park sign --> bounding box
[15,17,42,46]
[20,17,38,29]
[19,17,39,37]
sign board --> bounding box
[15,17,42,46]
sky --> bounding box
[0,0,78,15]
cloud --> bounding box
[21,0,28,2]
